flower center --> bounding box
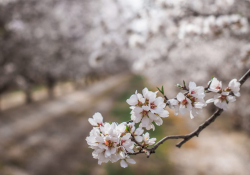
[191,90,195,94]
[215,86,221,89]
[219,95,227,101]
[141,110,149,116]
[225,87,231,92]
[137,101,143,107]
[181,99,188,106]
[121,140,126,145]
[97,123,103,127]
[105,140,113,148]
[150,102,157,109]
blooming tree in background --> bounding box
[1,0,250,155]
[86,69,250,168]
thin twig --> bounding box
[127,151,142,155]
[131,134,143,147]
[175,108,223,148]
[239,69,250,86]
[126,120,133,124]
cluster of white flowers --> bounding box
[178,15,249,39]
[168,82,206,119]
[168,78,241,118]
[126,88,169,130]
[87,78,241,167]
[86,112,156,168]
[206,78,240,110]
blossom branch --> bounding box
[146,68,250,156]
[86,69,250,167]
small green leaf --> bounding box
[183,80,186,87]
[161,86,164,95]
[125,125,131,133]
[176,84,182,88]
[157,87,161,92]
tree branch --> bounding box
[134,68,250,157]
[131,134,143,147]
[239,69,250,86]
[175,108,223,148]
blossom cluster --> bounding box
[168,82,206,119]
[206,78,240,110]
[86,112,156,168]
[126,88,169,130]
[86,78,241,168]
[168,78,241,118]
[178,15,249,39]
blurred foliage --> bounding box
[110,74,146,122]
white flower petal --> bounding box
[88,118,97,126]
[177,92,185,101]
[134,136,143,142]
[141,117,150,127]
[142,87,149,96]
[190,111,194,119]
[159,110,169,118]
[206,98,214,103]
[234,92,240,97]
[154,117,163,126]
[93,112,103,123]
[134,128,144,135]
[189,81,196,90]
[126,94,138,106]
[120,160,128,168]
[148,112,158,120]
[126,158,136,164]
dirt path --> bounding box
[0,73,131,175]
[168,118,250,175]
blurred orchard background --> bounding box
[0,0,250,174]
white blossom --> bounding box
[127,87,169,130]
[86,113,138,168]
[126,90,145,106]
[208,77,222,93]
[189,82,205,99]
[169,82,206,119]
[88,112,104,127]
[168,99,179,115]
[176,92,192,115]
[119,133,134,153]
[142,132,156,146]
[228,79,240,97]
[206,92,236,110]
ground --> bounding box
[0,73,249,175]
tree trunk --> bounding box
[46,75,55,99]
[25,88,33,104]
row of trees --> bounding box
[0,0,130,104]
[1,0,250,133]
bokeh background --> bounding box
[0,0,250,174]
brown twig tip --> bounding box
[239,69,250,86]
[164,95,169,101]
[126,120,133,124]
